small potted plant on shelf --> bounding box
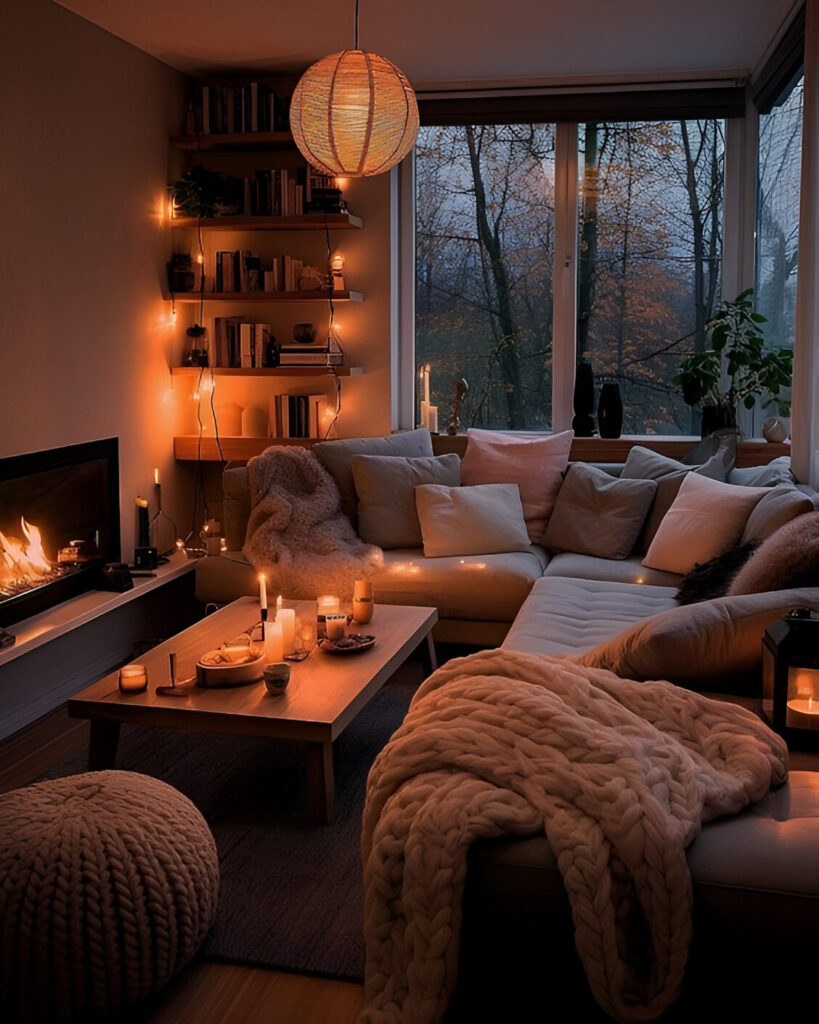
[169,165,243,218]
[674,288,793,437]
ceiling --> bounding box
[54,0,799,90]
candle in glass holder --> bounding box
[325,613,347,640]
[277,608,296,653]
[293,602,318,655]
[119,664,147,693]
[353,579,374,624]
[317,595,340,615]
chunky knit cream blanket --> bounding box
[360,650,787,1023]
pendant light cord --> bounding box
[354,0,360,49]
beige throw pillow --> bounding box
[352,453,461,549]
[642,473,767,576]
[740,485,814,545]
[415,483,531,558]
[542,464,657,559]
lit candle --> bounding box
[325,613,347,640]
[277,608,296,654]
[259,574,268,613]
[317,595,340,615]
[118,664,148,693]
[154,468,160,487]
[264,620,284,663]
[276,594,283,612]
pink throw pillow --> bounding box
[460,428,573,542]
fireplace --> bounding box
[0,439,120,627]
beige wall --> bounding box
[1,0,188,558]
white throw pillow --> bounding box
[642,473,767,575]
[414,483,532,558]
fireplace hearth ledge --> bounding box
[0,555,197,741]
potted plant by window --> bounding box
[674,289,793,437]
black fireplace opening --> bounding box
[0,438,120,627]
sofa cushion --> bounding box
[578,585,819,689]
[415,483,531,557]
[351,453,460,549]
[542,552,682,587]
[460,428,573,543]
[502,576,679,657]
[621,445,728,549]
[728,456,793,487]
[313,429,434,525]
[370,547,549,623]
[542,464,656,559]
[729,511,819,595]
[740,484,814,544]
[643,473,767,575]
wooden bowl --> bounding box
[196,646,265,688]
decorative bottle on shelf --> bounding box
[263,333,280,368]
[597,382,623,439]
[572,361,595,436]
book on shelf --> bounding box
[268,393,326,439]
[276,338,343,366]
[213,317,274,367]
[213,250,308,294]
[193,82,288,135]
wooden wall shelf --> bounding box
[170,214,363,231]
[170,290,363,303]
[171,132,294,150]
[174,436,317,461]
[172,366,361,377]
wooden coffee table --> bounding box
[68,597,438,823]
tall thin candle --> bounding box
[259,574,267,612]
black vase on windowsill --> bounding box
[572,362,595,437]
[597,382,623,439]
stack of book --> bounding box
[191,82,288,135]
[278,338,342,367]
[243,168,305,217]
[269,394,327,438]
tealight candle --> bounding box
[119,664,147,693]
[277,608,296,654]
[325,613,347,640]
[317,595,340,615]
[264,620,284,663]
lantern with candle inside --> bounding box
[761,608,819,737]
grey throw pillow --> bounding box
[622,445,728,550]
[352,453,461,549]
[741,484,815,544]
[313,429,434,526]
[729,456,793,487]
[542,463,657,560]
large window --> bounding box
[756,73,803,352]
[415,124,556,430]
[578,120,723,435]
[414,118,724,434]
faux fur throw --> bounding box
[360,650,786,1023]
[728,510,819,595]
[243,446,382,599]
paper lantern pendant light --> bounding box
[290,49,419,177]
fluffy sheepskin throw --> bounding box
[243,445,382,599]
[360,650,786,1024]
[728,510,819,595]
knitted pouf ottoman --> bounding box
[0,770,220,1023]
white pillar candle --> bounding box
[423,363,431,406]
[264,620,284,663]
[259,574,267,612]
[277,608,296,654]
[428,406,438,434]
[420,400,429,429]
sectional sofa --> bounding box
[196,427,819,1018]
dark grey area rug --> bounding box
[41,661,422,982]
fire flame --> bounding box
[0,517,52,583]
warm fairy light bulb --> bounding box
[331,253,344,271]
[176,538,184,550]
[200,375,214,394]
[192,386,200,400]
[196,252,204,264]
